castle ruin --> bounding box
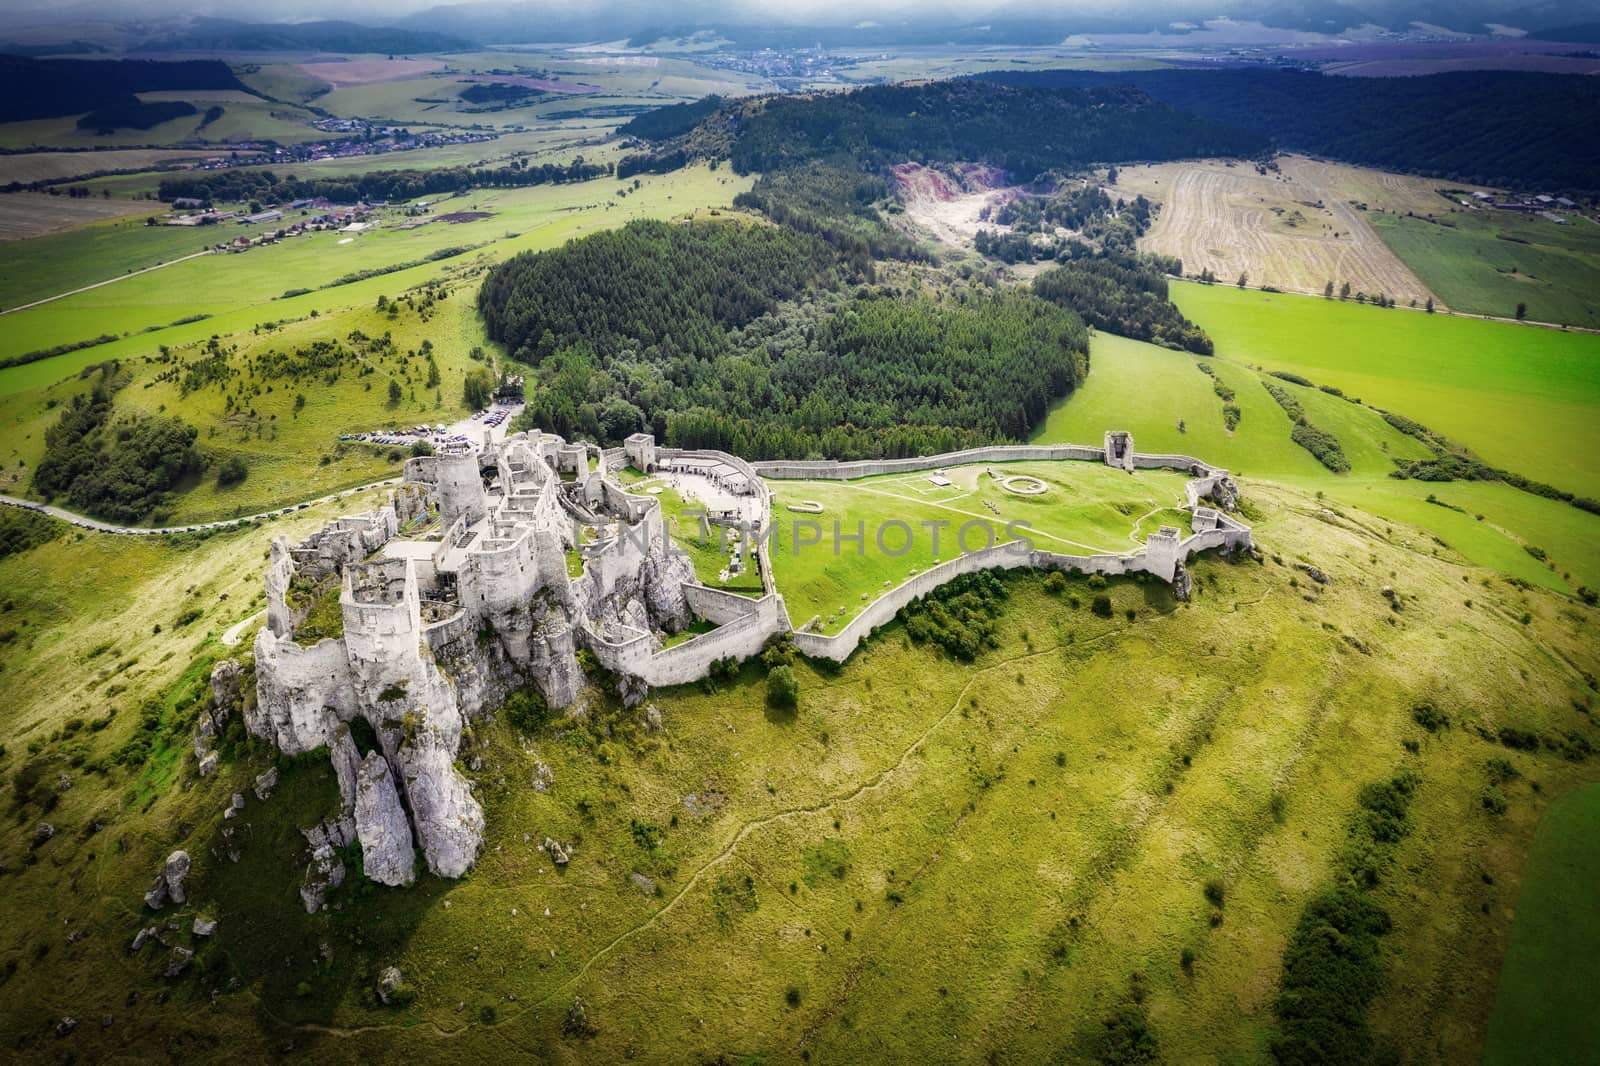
[245,430,1250,894]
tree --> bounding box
[1425,296,1434,313]
[1323,280,1333,299]
[1339,281,1351,300]
[1236,272,1248,289]
[767,665,799,709]
[216,456,248,487]
[1516,302,1528,320]
[463,367,496,410]
[1106,165,1119,184]
[387,379,403,406]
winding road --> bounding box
[0,478,402,536]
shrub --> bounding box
[1091,594,1113,618]
[215,456,248,487]
[1411,702,1449,733]
[1480,786,1508,815]
[1203,879,1225,908]
[503,685,549,734]
[1498,727,1540,751]
[1044,571,1067,594]
[784,986,801,1008]
[766,664,799,708]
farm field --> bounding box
[1368,207,1600,328]
[1,478,1595,1062]
[1169,281,1600,502]
[0,97,327,150]
[0,147,248,187]
[0,163,752,382]
[1035,332,1600,592]
[1111,154,1449,305]
[1482,782,1600,1065]
[765,460,1192,629]
[0,191,158,240]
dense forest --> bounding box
[477,219,1090,458]
[157,157,612,206]
[32,365,205,523]
[478,219,844,365]
[77,98,198,133]
[733,163,930,270]
[722,81,1271,179]
[1032,251,1212,355]
[979,68,1600,192]
[618,94,723,141]
[0,55,244,123]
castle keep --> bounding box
[247,430,1250,894]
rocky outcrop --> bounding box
[1172,563,1194,603]
[376,966,405,1005]
[144,851,191,910]
[353,753,416,887]
[193,659,245,774]
[299,821,351,915]
[392,741,481,879]
[543,837,571,865]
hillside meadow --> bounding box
[1168,282,1600,502]
[0,477,1594,1063]
[1036,331,1600,594]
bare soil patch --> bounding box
[893,161,1019,250]
[0,192,155,240]
[298,59,447,87]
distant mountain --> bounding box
[137,17,474,54]
[1528,20,1600,38]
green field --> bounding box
[1483,782,1600,1065]
[1371,206,1600,328]
[0,164,752,392]
[1036,331,1600,593]
[1169,282,1600,502]
[765,461,1192,629]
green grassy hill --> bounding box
[0,479,1594,1062]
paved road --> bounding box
[0,478,403,536]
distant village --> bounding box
[1452,188,1584,225]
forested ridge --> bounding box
[158,157,612,206]
[1033,250,1212,355]
[978,68,1600,191]
[478,219,1090,459]
[478,219,845,365]
[721,81,1270,179]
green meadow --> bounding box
[765,461,1191,629]
[1370,206,1600,328]
[1483,782,1600,1065]
[1169,281,1600,501]
[1,475,1595,1062]
[1036,331,1600,593]
[0,164,751,394]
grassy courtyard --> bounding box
[765,460,1193,630]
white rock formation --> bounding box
[353,753,416,887]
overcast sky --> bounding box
[0,0,1591,30]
